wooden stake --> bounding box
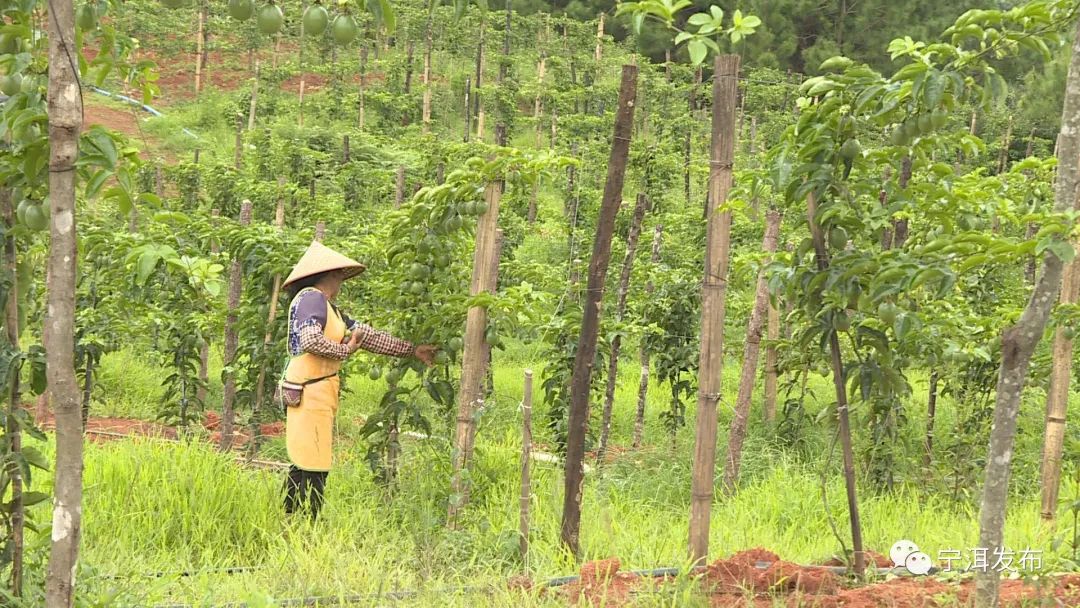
[923,370,939,469]
[448,138,505,527]
[807,192,865,576]
[358,44,367,130]
[195,1,205,95]
[315,220,325,242]
[234,114,243,170]
[463,77,472,142]
[250,183,288,459]
[197,208,221,406]
[561,65,637,558]
[519,369,533,563]
[247,60,260,131]
[763,298,779,422]
[633,224,662,449]
[395,166,406,208]
[483,229,504,398]
[688,54,739,566]
[722,209,781,494]
[474,15,486,142]
[594,13,603,64]
[422,14,433,133]
[597,192,650,463]
[219,201,253,452]
[2,189,23,596]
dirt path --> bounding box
[83,102,176,163]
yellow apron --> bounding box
[285,288,346,472]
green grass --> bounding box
[55,342,1078,605]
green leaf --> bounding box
[21,491,48,507]
[687,38,707,66]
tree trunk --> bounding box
[893,157,911,248]
[688,54,739,566]
[997,116,1014,174]
[404,38,415,93]
[597,192,650,464]
[219,202,253,452]
[526,54,546,225]
[3,190,22,597]
[519,369,533,563]
[807,192,866,576]
[560,64,637,558]
[924,370,938,469]
[976,19,1080,607]
[499,4,511,85]
[197,208,220,405]
[45,0,83,600]
[593,13,603,64]
[722,209,781,494]
[633,224,662,449]
[763,298,779,422]
[342,135,350,164]
[448,153,504,527]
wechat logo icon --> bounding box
[891,539,932,575]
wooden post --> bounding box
[422,13,433,134]
[448,132,505,527]
[597,193,650,463]
[1041,226,1080,519]
[358,44,367,129]
[561,65,637,558]
[474,14,486,142]
[249,187,289,459]
[463,77,472,142]
[219,201,253,452]
[519,369,533,563]
[342,135,350,164]
[483,229,504,398]
[633,224,662,449]
[923,370,939,469]
[807,192,865,576]
[593,13,603,64]
[234,114,244,169]
[763,299,780,422]
[247,60,260,131]
[688,54,739,566]
[197,208,221,406]
[395,166,406,208]
[2,190,23,596]
[722,210,781,494]
[404,38,415,93]
[315,221,326,242]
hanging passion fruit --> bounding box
[15,200,30,226]
[839,138,861,161]
[331,14,358,45]
[302,4,329,35]
[76,3,98,30]
[257,3,284,34]
[228,0,255,20]
[0,34,19,55]
[828,227,848,249]
[23,203,48,232]
[0,73,21,96]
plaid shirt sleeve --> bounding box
[298,323,350,361]
[349,320,415,358]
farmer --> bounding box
[280,240,437,520]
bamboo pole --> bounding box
[519,369,533,563]
[722,210,781,494]
[219,201,254,451]
[194,1,205,95]
[561,65,637,558]
[633,224,662,449]
[1041,229,1080,520]
[597,193,650,463]
[688,54,739,566]
[448,131,505,527]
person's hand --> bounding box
[346,331,363,354]
[413,344,438,366]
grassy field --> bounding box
[16,339,1067,606]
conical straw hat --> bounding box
[282,241,367,287]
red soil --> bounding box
[33,407,283,448]
[535,549,1080,608]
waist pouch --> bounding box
[276,373,337,413]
